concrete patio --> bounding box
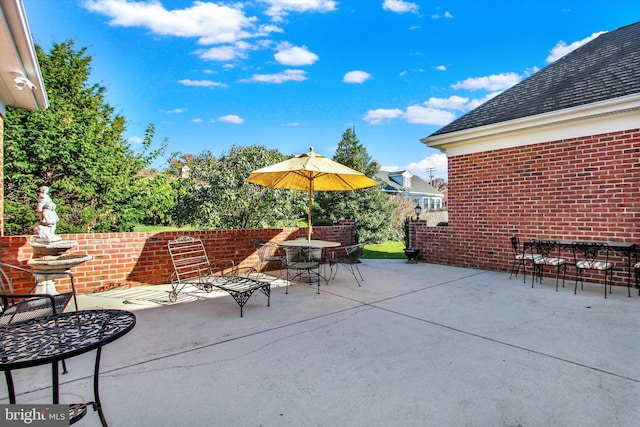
[2,260,639,426]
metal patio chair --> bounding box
[572,242,614,298]
[250,239,285,279]
[529,240,566,291]
[328,243,365,287]
[283,246,322,294]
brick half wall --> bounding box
[0,222,355,294]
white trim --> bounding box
[422,93,640,156]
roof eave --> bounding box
[421,93,640,156]
[0,0,48,113]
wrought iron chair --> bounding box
[328,243,365,287]
[250,239,285,279]
[509,236,539,281]
[283,246,322,294]
[529,240,566,291]
[0,264,75,373]
[571,242,614,298]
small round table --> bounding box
[0,309,136,426]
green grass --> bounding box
[362,241,405,259]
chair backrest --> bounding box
[168,236,211,283]
[532,240,559,259]
[284,246,322,264]
[254,241,281,262]
[510,236,520,256]
[572,242,610,265]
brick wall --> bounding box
[416,128,640,286]
[0,223,355,294]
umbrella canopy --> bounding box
[246,147,378,239]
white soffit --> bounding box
[0,0,48,112]
[422,93,640,157]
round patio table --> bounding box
[0,309,136,426]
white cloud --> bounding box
[436,65,447,71]
[161,108,186,114]
[274,43,319,66]
[262,0,338,20]
[82,0,265,45]
[405,152,448,180]
[423,96,469,111]
[546,31,606,63]
[179,79,227,88]
[343,70,372,84]
[403,105,455,125]
[217,114,244,124]
[451,72,522,91]
[363,108,404,124]
[432,11,453,19]
[196,43,249,61]
[242,69,308,83]
[465,92,501,110]
[383,0,419,14]
[191,118,203,123]
[126,136,143,144]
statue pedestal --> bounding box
[28,239,91,294]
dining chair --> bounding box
[635,260,640,296]
[283,246,322,294]
[509,236,539,281]
[0,264,75,373]
[530,240,566,291]
[328,243,365,287]
[572,242,615,298]
[250,239,285,279]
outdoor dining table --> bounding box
[528,239,637,296]
[278,239,341,249]
[0,309,136,426]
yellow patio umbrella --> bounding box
[246,147,378,240]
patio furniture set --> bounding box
[509,236,638,298]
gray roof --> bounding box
[430,21,640,137]
[376,171,442,196]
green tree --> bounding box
[172,145,306,229]
[3,40,164,234]
[315,128,393,243]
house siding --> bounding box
[417,128,640,286]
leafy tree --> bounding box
[3,40,164,233]
[172,145,307,229]
[315,128,393,243]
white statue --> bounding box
[34,186,61,242]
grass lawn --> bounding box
[362,241,405,259]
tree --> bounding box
[3,40,164,234]
[171,145,307,229]
[315,129,393,243]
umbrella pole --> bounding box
[307,183,313,241]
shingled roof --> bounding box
[430,21,640,137]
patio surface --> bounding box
[2,260,639,426]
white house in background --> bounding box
[376,170,444,210]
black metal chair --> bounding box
[572,242,615,298]
[635,260,640,296]
[328,243,365,287]
[509,236,539,281]
[530,240,566,291]
[0,263,75,373]
[283,246,322,294]
[250,239,285,279]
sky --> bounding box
[22,0,640,180]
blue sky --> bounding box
[23,0,639,180]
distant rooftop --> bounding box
[430,21,640,137]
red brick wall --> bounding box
[0,223,355,294]
[416,128,640,286]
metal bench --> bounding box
[168,236,270,317]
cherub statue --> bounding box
[34,186,61,242]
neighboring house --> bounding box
[376,170,444,210]
[418,21,640,276]
[0,0,49,234]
